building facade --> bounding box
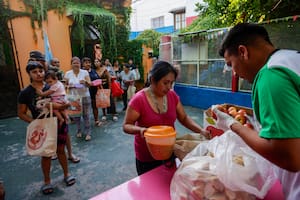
[0,0,130,118]
[130,0,201,39]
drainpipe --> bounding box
[8,18,24,89]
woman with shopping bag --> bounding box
[64,57,92,141]
[119,63,135,111]
[18,57,76,195]
[81,57,103,126]
[94,58,114,121]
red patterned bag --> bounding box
[96,87,111,108]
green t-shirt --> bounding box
[252,50,300,139]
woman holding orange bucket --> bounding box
[123,61,209,175]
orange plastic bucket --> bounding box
[144,126,176,160]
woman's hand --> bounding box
[140,127,147,138]
[79,80,86,85]
[35,89,43,96]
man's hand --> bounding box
[211,105,237,131]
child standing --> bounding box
[35,70,68,125]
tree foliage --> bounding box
[183,0,300,32]
[136,29,163,57]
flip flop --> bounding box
[64,175,76,186]
[68,155,80,163]
[41,183,54,195]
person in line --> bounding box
[48,57,64,81]
[104,58,114,76]
[18,56,76,195]
[113,60,121,80]
[34,70,68,126]
[129,58,140,81]
[104,58,118,121]
[81,57,102,126]
[64,57,92,141]
[212,23,300,200]
[119,63,135,111]
[123,61,210,175]
[46,57,79,163]
[28,50,47,70]
[94,58,111,121]
[29,52,80,162]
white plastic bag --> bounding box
[26,103,57,157]
[127,85,136,100]
[170,131,277,200]
[214,131,276,198]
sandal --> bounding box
[64,175,76,186]
[41,183,54,195]
[68,155,80,163]
[95,121,104,127]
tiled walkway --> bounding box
[0,102,204,200]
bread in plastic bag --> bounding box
[174,133,208,161]
[170,131,277,200]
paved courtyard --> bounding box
[0,101,204,200]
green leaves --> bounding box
[182,0,300,33]
[135,29,163,57]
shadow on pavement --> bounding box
[0,102,204,200]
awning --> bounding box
[169,6,185,14]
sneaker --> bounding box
[112,116,118,121]
[85,135,91,141]
[101,116,107,121]
[76,132,82,138]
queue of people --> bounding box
[17,50,138,195]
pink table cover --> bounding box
[90,165,284,200]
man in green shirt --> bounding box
[212,23,300,200]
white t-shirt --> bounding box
[120,70,135,90]
[64,69,90,97]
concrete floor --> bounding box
[0,101,204,200]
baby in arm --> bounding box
[36,70,69,125]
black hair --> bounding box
[124,63,130,69]
[45,70,57,80]
[82,57,91,63]
[149,61,178,83]
[29,50,45,62]
[26,61,44,73]
[219,23,273,57]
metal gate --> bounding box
[0,20,20,118]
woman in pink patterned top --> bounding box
[123,61,209,175]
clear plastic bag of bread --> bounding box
[174,133,208,161]
[170,131,277,200]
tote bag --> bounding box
[26,103,57,157]
[111,80,124,97]
[96,87,111,108]
[127,85,136,100]
[66,88,82,117]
